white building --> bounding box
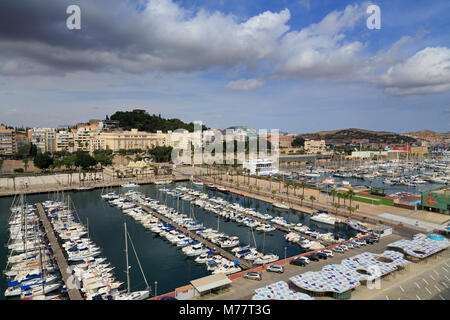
[243,158,278,176]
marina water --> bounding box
[0,182,357,299]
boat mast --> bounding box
[124,222,131,295]
[127,230,150,291]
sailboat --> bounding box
[115,223,150,300]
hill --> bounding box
[109,110,208,133]
[405,130,449,139]
[299,128,417,145]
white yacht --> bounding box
[272,202,290,211]
[310,213,337,226]
[121,182,140,188]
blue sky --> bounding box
[0,0,449,133]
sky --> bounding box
[0,0,449,133]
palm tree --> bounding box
[348,206,355,215]
[22,159,29,172]
[309,195,316,209]
[333,203,340,216]
[298,195,305,207]
[284,182,290,198]
[271,190,276,199]
[348,189,356,209]
[300,181,306,197]
[342,192,348,207]
[330,189,337,205]
[336,192,342,206]
[293,183,298,197]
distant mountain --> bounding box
[405,130,449,138]
[299,128,417,145]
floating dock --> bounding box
[36,203,83,300]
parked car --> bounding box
[365,238,376,245]
[266,264,284,273]
[316,252,328,259]
[345,242,354,249]
[350,241,361,248]
[355,240,366,246]
[243,272,262,281]
[321,250,333,257]
[290,257,307,266]
[298,256,310,264]
[307,253,320,261]
[332,246,345,253]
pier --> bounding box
[36,203,83,300]
[0,174,189,198]
[175,188,335,247]
[131,200,254,270]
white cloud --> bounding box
[271,4,367,80]
[1,0,449,98]
[226,78,264,91]
[378,47,450,95]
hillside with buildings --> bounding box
[298,128,417,147]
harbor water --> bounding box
[0,182,357,299]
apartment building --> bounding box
[28,128,56,153]
[304,139,326,154]
[55,131,74,153]
[100,129,167,151]
[0,126,17,155]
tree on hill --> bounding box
[109,111,208,133]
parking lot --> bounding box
[351,249,450,300]
[211,234,404,300]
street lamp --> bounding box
[155,281,158,297]
[284,247,287,265]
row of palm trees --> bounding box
[203,164,359,217]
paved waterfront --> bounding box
[205,234,404,300]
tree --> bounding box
[309,195,316,209]
[34,152,54,171]
[348,189,356,209]
[292,136,305,148]
[298,195,305,206]
[300,181,306,197]
[330,189,337,205]
[29,143,38,158]
[22,159,29,172]
[94,151,113,167]
[62,154,76,170]
[348,206,355,215]
[334,203,340,216]
[149,146,173,163]
[74,152,97,170]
